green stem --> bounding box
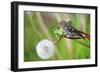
[52,37,61,45]
[75,40,90,48]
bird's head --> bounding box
[60,19,72,29]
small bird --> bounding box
[60,20,90,40]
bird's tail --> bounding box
[78,31,90,40]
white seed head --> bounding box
[36,39,55,59]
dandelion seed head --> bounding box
[36,39,55,59]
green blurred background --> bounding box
[24,11,90,62]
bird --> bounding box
[60,20,90,40]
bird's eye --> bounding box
[66,19,71,23]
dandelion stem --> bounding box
[52,38,61,45]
